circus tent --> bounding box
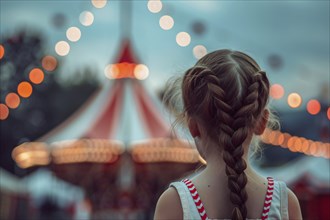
[10,40,202,218]
[12,40,200,168]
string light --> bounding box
[66,27,81,42]
[287,93,302,108]
[134,64,149,80]
[79,11,94,26]
[42,55,57,71]
[55,41,70,56]
[147,0,162,13]
[176,32,191,47]
[0,44,4,59]
[0,104,9,120]
[29,68,44,84]
[262,129,329,158]
[5,93,20,109]
[270,84,285,99]
[104,64,120,79]
[193,45,207,59]
[306,99,321,115]
[159,15,174,30]
[17,82,33,98]
[91,0,107,9]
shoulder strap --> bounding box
[278,181,289,220]
[182,179,208,220]
[261,177,275,220]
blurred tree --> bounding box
[0,30,99,175]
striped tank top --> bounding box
[169,177,289,220]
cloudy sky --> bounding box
[1,0,329,110]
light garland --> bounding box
[12,139,124,168]
[146,0,329,160]
[261,129,329,159]
[1,1,105,121]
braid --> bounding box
[204,69,266,220]
[181,49,271,220]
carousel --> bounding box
[11,39,202,219]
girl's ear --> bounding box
[254,109,269,135]
[188,117,201,138]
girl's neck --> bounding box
[202,141,254,178]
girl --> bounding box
[154,50,302,220]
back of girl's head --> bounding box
[165,49,272,220]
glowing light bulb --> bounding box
[104,64,120,79]
[193,45,207,59]
[176,32,191,47]
[91,0,107,8]
[17,82,33,98]
[270,84,285,99]
[0,44,4,59]
[287,93,302,108]
[29,68,44,84]
[5,93,20,109]
[42,56,57,71]
[55,41,70,56]
[79,11,94,26]
[147,0,162,13]
[306,99,321,115]
[66,27,81,42]
[0,103,9,120]
[134,64,149,80]
[159,15,174,30]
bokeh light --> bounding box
[29,68,44,84]
[79,11,94,26]
[5,93,20,109]
[159,15,174,30]
[270,84,285,99]
[287,137,297,152]
[294,138,302,152]
[66,27,81,42]
[0,44,4,59]
[193,45,207,59]
[176,32,191,47]
[277,133,285,145]
[42,55,57,71]
[309,142,317,155]
[104,64,120,79]
[134,64,149,80]
[91,0,107,8]
[0,104,9,120]
[327,107,330,120]
[17,82,33,98]
[55,41,70,56]
[306,99,321,115]
[147,0,162,13]
[301,139,310,153]
[280,133,291,148]
[287,93,302,108]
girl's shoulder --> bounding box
[154,186,183,220]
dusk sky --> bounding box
[1,0,329,110]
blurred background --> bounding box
[0,0,329,219]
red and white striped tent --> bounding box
[12,40,200,168]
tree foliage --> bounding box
[0,30,99,174]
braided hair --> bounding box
[181,50,270,220]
